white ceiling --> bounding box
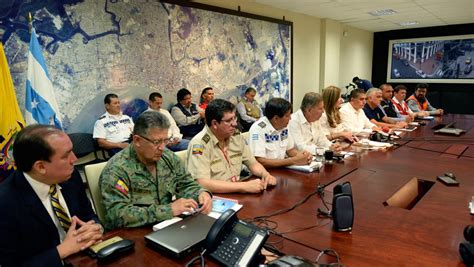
[255,0,474,32]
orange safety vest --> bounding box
[406,95,428,111]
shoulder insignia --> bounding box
[233,129,241,136]
[258,121,266,128]
[202,134,210,144]
[98,115,106,119]
[192,144,204,155]
[114,179,129,196]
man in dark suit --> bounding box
[0,125,104,267]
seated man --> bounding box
[392,85,429,118]
[199,87,214,110]
[406,83,444,116]
[100,111,212,230]
[236,87,262,132]
[363,88,407,129]
[0,125,103,266]
[147,92,189,151]
[248,98,313,168]
[340,89,379,134]
[187,99,276,193]
[93,93,133,157]
[289,92,340,154]
[380,84,413,122]
[171,88,205,139]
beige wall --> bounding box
[339,26,374,89]
[195,0,372,108]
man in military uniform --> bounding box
[93,93,134,156]
[100,111,212,230]
[236,87,262,132]
[248,98,312,168]
[187,99,276,193]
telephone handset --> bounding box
[204,209,269,266]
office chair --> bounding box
[174,150,187,164]
[68,133,108,166]
[84,161,108,223]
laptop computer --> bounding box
[144,214,216,258]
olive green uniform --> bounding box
[100,145,209,230]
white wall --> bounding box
[195,0,373,108]
[339,26,374,90]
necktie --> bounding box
[49,184,71,232]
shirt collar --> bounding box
[295,109,311,125]
[24,172,53,200]
[262,116,279,134]
[105,111,123,120]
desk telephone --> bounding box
[204,209,269,266]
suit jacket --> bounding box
[0,169,99,267]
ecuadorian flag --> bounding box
[0,43,25,180]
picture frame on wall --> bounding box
[387,34,474,84]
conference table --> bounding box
[69,114,474,266]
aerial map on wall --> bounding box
[1,0,292,132]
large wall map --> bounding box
[1,0,291,133]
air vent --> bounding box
[368,9,397,16]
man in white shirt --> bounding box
[147,92,189,151]
[340,89,379,135]
[93,93,134,156]
[289,92,339,154]
[248,98,312,168]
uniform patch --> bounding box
[202,134,210,144]
[281,129,289,140]
[252,133,259,141]
[258,121,266,128]
[115,179,129,196]
[192,144,204,155]
[265,133,279,142]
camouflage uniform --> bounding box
[99,144,209,230]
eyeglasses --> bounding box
[221,116,237,125]
[138,135,172,147]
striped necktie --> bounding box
[49,184,71,232]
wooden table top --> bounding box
[68,114,474,266]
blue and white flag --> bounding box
[25,28,62,129]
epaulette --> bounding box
[258,121,266,128]
[98,115,106,119]
[202,133,210,144]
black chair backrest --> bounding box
[68,133,97,158]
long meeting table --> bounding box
[69,114,474,266]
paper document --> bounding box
[286,161,323,173]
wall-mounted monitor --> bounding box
[387,34,474,84]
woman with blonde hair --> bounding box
[321,86,357,142]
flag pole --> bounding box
[28,12,32,33]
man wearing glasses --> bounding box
[187,99,276,193]
[99,111,212,230]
